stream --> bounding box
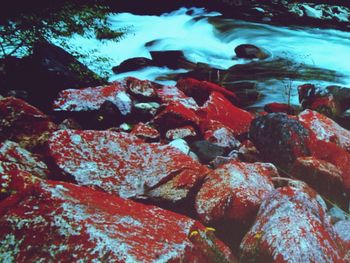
[55,7,350,108]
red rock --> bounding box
[264,102,296,115]
[125,77,158,100]
[291,157,345,205]
[165,126,197,140]
[197,92,254,137]
[299,109,350,153]
[154,102,201,133]
[203,120,241,150]
[0,178,235,262]
[156,85,198,109]
[48,130,209,202]
[130,122,160,141]
[0,140,49,180]
[53,82,132,115]
[195,161,278,224]
[334,220,350,261]
[177,78,238,105]
[240,185,346,262]
[0,97,57,150]
[298,84,341,117]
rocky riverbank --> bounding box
[1,64,350,261]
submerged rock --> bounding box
[0,177,235,262]
[240,185,346,262]
[48,130,209,203]
[112,57,154,73]
[234,44,268,59]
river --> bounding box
[56,7,350,108]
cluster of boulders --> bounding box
[1,74,350,262]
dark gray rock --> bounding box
[249,113,311,169]
[190,140,226,164]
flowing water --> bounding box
[57,7,350,107]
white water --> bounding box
[54,7,350,107]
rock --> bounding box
[328,206,349,224]
[156,85,198,109]
[334,219,350,261]
[0,140,49,199]
[291,157,346,206]
[249,113,311,169]
[298,84,342,117]
[168,139,190,155]
[196,161,277,225]
[237,140,261,163]
[53,82,132,115]
[130,122,160,142]
[210,156,239,169]
[225,81,260,107]
[234,44,268,59]
[0,178,235,262]
[154,102,200,133]
[48,130,209,203]
[112,57,154,73]
[203,120,241,151]
[298,109,350,153]
[58,118,82,130]
[190,140,226,164]
[165,126,197,140]
[150,50,196,70]
[308,138,350,196]
[176,78,238,106]
[264,102,296,115]
[0,97,57,151]
[198,92,254,138]
[125,77,159,101]
[240,185,346,262]
[3,89,29,101]
[0,42,106,111]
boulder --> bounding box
[0,178,235,262]
[0,42,106,110]
[0,140,49,180]
[165,126,197,140]
[130,122,160,142]
[176,78,238,106]
[150,50,196,70]
[234,44,268,59]
[334,219,350,261]
[156,85,198,109]
[198,92,254,138]
[53,82,132,115]
[249,113,311,169]
[298,109,350,153]
[48,130,209,203]
[0,97,57,151]
[240,185,346,262]
[153,102,200,133]
[124,77,159,101]
[291,157,346,206]
[112,57,154,73]
[203,120,241,151]
[195,161,277,225]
